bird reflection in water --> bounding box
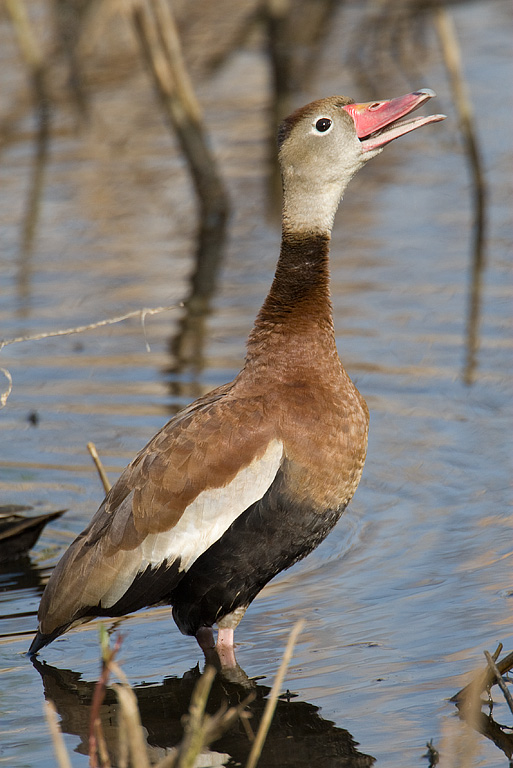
[32,656,375,768]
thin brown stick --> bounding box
[451,646,513,759]
[0,304,180,409]
[0,304,180,350]
[87,443,112,495]
[44,700,73,768]
[246,619,304,768]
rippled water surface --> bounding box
[1,1,512,766]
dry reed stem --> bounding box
[44,699,72,768]
[77,0,128,59]
[4,0,44,71]
[173,665,217,768]
[117,704,130,768]
[94,718,111,768]
[153,749,179,767]
[87,442,112,495]
[102,637,153,767]
[0,303,180,408]
[246,619,304,768]
[4,0,51,258]
[113,684,151,768]
[0,304,180,351]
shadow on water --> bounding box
[32,657,375,767]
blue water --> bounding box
[1,1,511,766]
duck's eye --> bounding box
[314,118,332,133]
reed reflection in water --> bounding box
[33,655,375,768]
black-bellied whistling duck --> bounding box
[29,90,445,664]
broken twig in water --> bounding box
[450,644,513,760]
[452,645,513,706]
[0,304,181,350]
[484,650,513,716]
[0,304,181,408]
[87,443,112,495]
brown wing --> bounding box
[36,382,283,640]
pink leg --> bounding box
[216,627,237,668]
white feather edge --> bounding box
[100,439,284,608]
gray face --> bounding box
[278,97,372,235]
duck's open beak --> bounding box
[343,89,446,152]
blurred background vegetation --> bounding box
[1,0,486,382]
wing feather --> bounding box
[38,384,284,635]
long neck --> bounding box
[245,230,336,368]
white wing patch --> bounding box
[100,439,283,608]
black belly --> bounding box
[170,480,346,636]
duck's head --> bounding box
[278,89,446,234]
